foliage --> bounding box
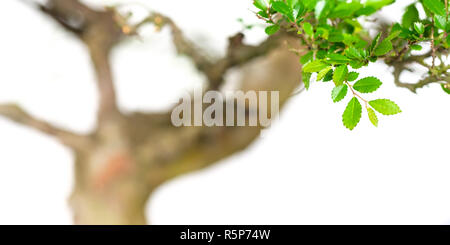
[254,0,450,130]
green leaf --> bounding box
[369,99,402,115]
[254,0,269,11]
[343,97,362,130]
[411,44,422,51]
[355,6,377,16]
[413,22,424,34]
[347,71,359,81]
[265,24,280,35]
[329,2,363,19]
[374,39,393,56]
[302,72,312,90]
[332,84,348,103]
[422,0,446,16]
[442,84,450,94]
[346,47,363,60]
[364,0,395,10]
[333,65,348,86]
[349,60,364,69]
[323,69,334,82]
[315,0,333,20]
[369,33,381,54]
[316,27,329,39]
[367,108,379,127]
[303,22,314,36]
[303,60,328,72]
[317,66,333,81]
[402,4,419,29]
[326,53,351,64]
[287,0,299,8]
[272,1,291,16]
[386,29,402,41]
[353,76,382,93]
[434,15,447,30]
[328,30,344,42]
[303,0,318,10]
[292,2,306,19]
[300,51,313,64]
[258,10,270,18]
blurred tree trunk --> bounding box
[0,0,304,225]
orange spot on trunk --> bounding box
[94,152,134,190]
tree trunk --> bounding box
[68,125,156,225]
[0,0,305,224]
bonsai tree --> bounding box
[0,0,448,224]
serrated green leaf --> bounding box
[292,1,306,19]
[349,60,364,69]
[347,71,359,81]
[303,22,314,36]
[343,97,362,130]
[346,46,363,59]
[332,84,348,103]
[333,65,348,86]
[367,108,378,127]
[374,39,393,56]
[303,60,328,72]
[317,66,333,81]
[402,4,419,28]
[353,77,382,93]
[355,6,377,16]
[316,27,329,39]
[370,33,382,54]
[272,1,291,16]
[258,10,270,18]
[328,30,344,42]
[411,44,422,50]
[442,84,450,94]
[254,0,269,11]
[303,0,318,10]
[329,1,363,19]
[413,22,424,34]
[323,69,334,82]
[316,50,327,59]
[422,0,446,16]
[369,99,402,115]
[300,51,313,64]
[265,24,280,35]
[315,0,326,19]
[326,53,351,64]
[302,72,312,90]
[287,0,299,8]
[434,15,447,30]
[365,0,395,10]
[386,29,402,41]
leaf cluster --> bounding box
[254,0,449,130]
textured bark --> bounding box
[1,0,305,224]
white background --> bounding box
[0,0,449,225]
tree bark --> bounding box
[69,145,151,225]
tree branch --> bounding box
[0,104,92,150]
[136,12,289,90]
[37,0,123,123]
[206,32,287,90]
[136,13,214,73]
[393,66,450,93]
